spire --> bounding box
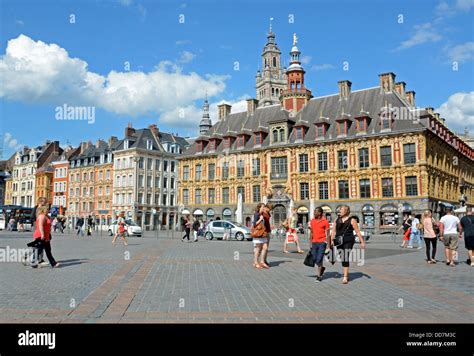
[288,32,303,71]
[199,95,212,135]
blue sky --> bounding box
[1,0,473,159]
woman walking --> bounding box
[31,206,60,268]
[399,214,413,248]
[261,204,272,268]
[181,215,191,242]
[112,212,128,246]
[283,207,304,254]
[252,203,266,269]
[408,214,423,249]
[422,210,438,263]
[330,205,365,284]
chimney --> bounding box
[405,91,416,107]
[80,142,87,154]
[246,99,258,116]
[108,136,118,146]
[125,122,135,137]
[217,103,232,120]
[434,113,441,122]
[394,82,406,97]
[379,72,396,92]
[149,124,159,138]
[338,80,352,99]
[426,107,434,116]
[95,139,105,148]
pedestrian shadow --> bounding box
[309,271,371,281]
[57,258,89,267]
[268,260,290,267]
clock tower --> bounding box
[256,19,287,106]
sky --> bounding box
[1,0,473,159]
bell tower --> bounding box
[256,18,287,106]
[281,33,312,115]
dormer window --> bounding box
[336,120,350,137]
[356,117,371,134]
[224,137,232,149]
[100,154,105,164]
[254,133,263,146]
[124,139,129,150]
[380,108,394,131]
[271,125,287,144]
[76,160,81,167]
[196,141,203,153]
[71,161,75,168]
[107,153,112,162]
[90,157,95,165]
[209,139,216,152]
[237,135,246,148]
[146,139,153,150]
[315,123,329,139]
[295,127,304,141]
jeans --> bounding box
[408,230,422,247]
[311,242,327,267]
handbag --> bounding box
[333,218,351,247]
[251,221,266,238]
[303,249,315,267]
[286,231,296,243]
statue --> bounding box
[293,33,298,46]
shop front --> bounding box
[222,208,232,221]
[362,204,375,228]
[297,206,309,226]
[206,208,215,221]
[380,204,399,229]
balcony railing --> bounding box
[270,172,288,181]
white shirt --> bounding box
[440,214,460,234]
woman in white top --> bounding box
[408,214,423,249]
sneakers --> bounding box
[39,261,49,268]
[315,276,322,282]
[416,246,422,250]
[407,246,413,249]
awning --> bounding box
[223,208,232,216]
[181,209,190,215]
[454,206,466,213]
[206,209,215,217]
[321,206,332,213]
[297,206,309,214]
[193,209,204,215]
[381,204,397,212]
[362,204,374,212]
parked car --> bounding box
[205,220,252,241]
[108,219,142,237]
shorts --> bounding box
[253,237,268,245]
[443,234,459,250]
[464,235,474,250]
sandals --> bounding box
[253,263,263,269]
[342,276,349,284]
[260,263,270,269]
[283,250,290,254]
[297,250,304,254]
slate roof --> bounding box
[183,86,426,157]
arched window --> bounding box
[273,57,276,67]
[279,128,285,142]
[273,129,279,143]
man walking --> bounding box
[192,218,200,242]
[460,207,474,266]
[439,207,462,267]
[309,207,330,282]
[76,217,84,237]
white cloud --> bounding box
[3,132,23,151]
[455,0,474,11]
[178,50,196,63]
[445,41,474,63]
[310,63,335,71]
[176,39,191,46]
[160,96,250,134]
[15,20,24,26]
[436,92,474,131]
[0,34,229,127]
[301,55,312,65]
[396,23,442,50]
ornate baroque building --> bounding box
[178,31,474,232]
